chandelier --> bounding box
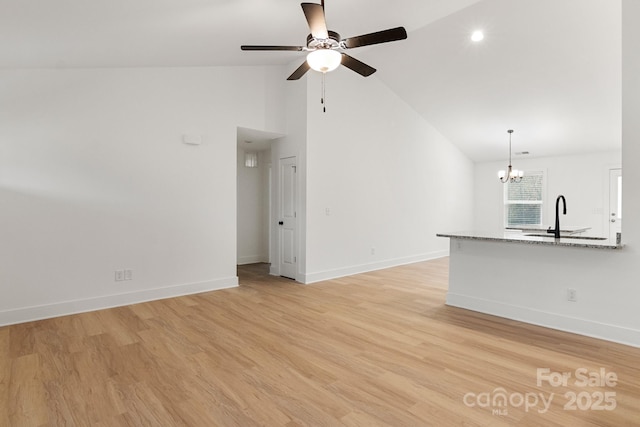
[498,129,523,183]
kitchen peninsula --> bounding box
[437,229,622,250]
[437,229,630,344]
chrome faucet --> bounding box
[547,195,567,238]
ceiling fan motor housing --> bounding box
[307,30,341,50]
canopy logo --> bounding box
[462,367,618,416]
[463,388,553,415]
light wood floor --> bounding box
[2,258,639,426]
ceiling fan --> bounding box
[240,1,407,80]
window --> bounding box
[504,171,544,227]
[244,151,258,168]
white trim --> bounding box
[302,250,449,284]
[237,255,268,265]
[604,165,622,240]
[446,293,640,349]
[269,264,280,276]
[0,277,238,327]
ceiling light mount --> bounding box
[471,30,484,42]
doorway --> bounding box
[236,127,283,272]
[237,147,271,266]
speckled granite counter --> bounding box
[437,230,623,250]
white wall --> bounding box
[622,0,640,245]
[0,66,285,325]
[303,69,475,282]
[269,68,308,280]
[236,148,271,265]
[474,151,622,235]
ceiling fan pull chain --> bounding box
[322,72,327,113]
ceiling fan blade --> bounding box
[340,54,376,77]
[342,27,407,49]
[241,45,304,51]
[301,3,329,39]
[287,61,311,80]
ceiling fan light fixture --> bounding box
[306,49,342,73]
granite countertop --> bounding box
[504,226,591,234]
[436,229,624,250]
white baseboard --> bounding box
[0,277,238,327]
[302,250,448,284]
[269,264,280,277]
[446,293,640,349]
[237,255,268,265]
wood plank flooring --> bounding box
[2,258,640,426]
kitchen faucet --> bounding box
[547,195,567,238]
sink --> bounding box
[524,233,608,240]
[506,226,591,233]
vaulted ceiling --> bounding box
[0,0,621,162]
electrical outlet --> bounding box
[124,269,133,281]
[115,270,124,282]
[371,247,376,255]
[567,288,577,302]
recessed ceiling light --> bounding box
[471,30,484,42]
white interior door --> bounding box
[609,168,622,240]
[279,156,297,279]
